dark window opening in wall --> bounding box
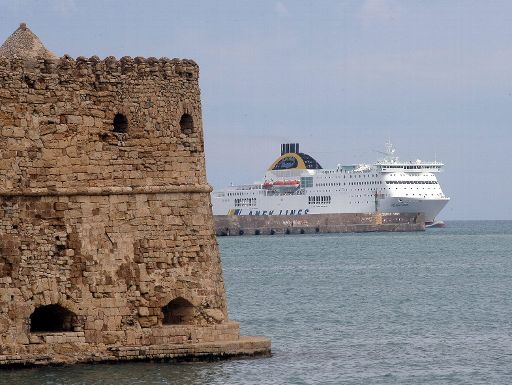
[30,304,77,333]
[162,297,195,325]
[113,113,128,133]
[180,113,194,134]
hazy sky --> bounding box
[1,0,511,220]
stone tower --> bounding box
[0,23,269,366]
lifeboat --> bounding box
[273,180,300,186]
[263,180,300,193]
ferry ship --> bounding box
[211,142,449,225]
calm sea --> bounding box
[2,221,512,384]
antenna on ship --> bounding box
[375,140,398,163]
[384,140,394,156]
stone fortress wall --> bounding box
[0,24,270,366]
[0,55,206,191]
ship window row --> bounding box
[403,165,438,170]
[353,188,385,192]
[234,198,256,207]
[348,181,382,186]
[316,181,384,187]
[348,174,379,178]
[386,181,438,185]
[351,193,386,198]
[319,174,381,180]
[383,165,439,170]
[308,195,332,204]
[317,182,344,187]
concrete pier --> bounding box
[215,212,425,236]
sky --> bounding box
[1,0,511,220]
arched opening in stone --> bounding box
[113,113,128,133]
[179,113,194,134]
[30,304,77,333]
[0,256,13,277]
[162,297,195,325]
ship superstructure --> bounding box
[211,143,449,224]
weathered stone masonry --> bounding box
[0,25,270,365]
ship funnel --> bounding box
[281,143,300,155]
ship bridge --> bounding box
[375,141,444,173]
[376,162,444,173]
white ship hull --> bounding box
[212,142,449,224]
[212,195,448,224]
[378,197,449,224]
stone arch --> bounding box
[179,113,194,134]
[162,297,196,325]
[29,304,78,333]
[113,112,128,133]
[178,100,198,135]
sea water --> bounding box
[2,221,512,384]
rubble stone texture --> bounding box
[0,23,57,60]
[0,24,270,366]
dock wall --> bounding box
[215,212,425,236]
